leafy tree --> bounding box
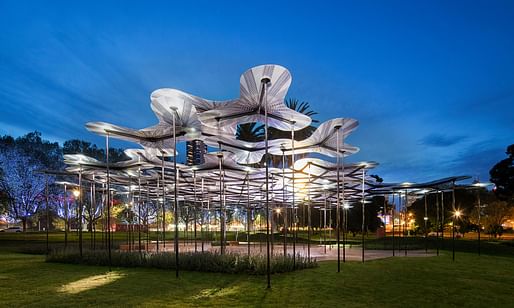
[235,123,264,142]
[490,144,514,201]
[235,98,319,167]
[483,200,513,238]
[268,98,319,141]
[0,132,61,230]
[0,148,51,230]
[0,190,8,216]
[63,139,128,162]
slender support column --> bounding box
[361,168,365,263]
[282,150,287,256]
[64,184,68,250]
[138,163,142,256]
[246,172,251,256]
[45,175,50,254]
[262,78,271,289]
[392,192,395,256]
[201,178,205,252]
[403,190,409,256]
[477,188,481,256]
[193,170,198,253]
[218,151,225,255]
[441,191,445,248]
[307,163,312,259]
[105,133,112,270]
[156,177,160,252]
[335,126,341,270]
[291,124,296,268]
[172,107,179,278]
[424,192,428,254]
[78,168,83,257]
[161,149,166,249]
[92,175,96,250]
[436,191,440,256]
[452,181,456,261]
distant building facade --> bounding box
[186,140,207,165]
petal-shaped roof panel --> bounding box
[150,89,204,139]
[268,118,360,157]
[199,64,312,131]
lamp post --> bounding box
[452,210,461,261]
[73,187,81,256]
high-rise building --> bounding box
[186,140,207,165]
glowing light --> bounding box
[275,208,281,214]
[454,210,462,218]
[73,190,80,197]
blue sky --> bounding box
[1,0,513,183]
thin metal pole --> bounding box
[161,149,166,249]
[477,188,481,256]
[201,177,205,252]
[441,191,445,248]
[361,168,365,263]
[452,216,455,261]
[156,176,160,252]
[291,124,296,268]
[403,190,409,256]
[336,127,341,271]
[218,151,224,254]
[64,184,68,251]
[282,150,287,256]
[247,172,251,256]
[392,192,395,256]
[452,182,456,261]
[105,133,112,270]
[424,192,428,254]
[138,163,142,256]
[45,175,49,254]
[262,77,271,289]
[172,108,179,278]
[436,191,440,256]
[92,175,96,250]
[307,163,311,259]
[78,169,83,257]
[194,170,198,253]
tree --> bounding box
[490,144,514,201]
[63,139,128,163]
[235,98,320,167]
[483,200,513,238]
[0,148,51,230]
[235,123,264,142]
[0,132,62,230]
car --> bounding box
[0,226,22,233]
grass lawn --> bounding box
[1,248,514,307]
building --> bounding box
[186,140,207,166]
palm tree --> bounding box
[234,98,319,167]
[235,123,265,142]
[269,98,319,167]
[268,98,319,141]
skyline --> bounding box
[1,1,513,183]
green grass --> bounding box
[1,249,514,307]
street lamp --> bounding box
[452,210,462,261]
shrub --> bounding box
[46,249,317,275]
